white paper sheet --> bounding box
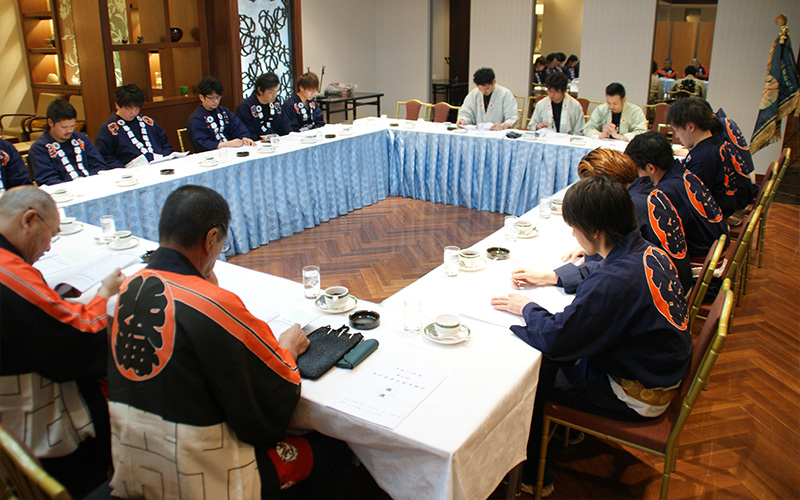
[322,361,447,429]
[36,250,139,292]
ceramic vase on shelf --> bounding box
[170,27,183,42]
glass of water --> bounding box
[99,215,116,241]
[443,246,460,277]
[403,296,422,333]
[504,215,518,243]
[302,265,320,299]
[539,196,552,220]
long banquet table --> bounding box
[39,205,579,499]
[41,119,610,257]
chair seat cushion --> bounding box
[545,401,678,453]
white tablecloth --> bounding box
[41,219,565,500]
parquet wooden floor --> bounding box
[230,198,800,500]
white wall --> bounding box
[709,0,800,174]
[430,0,450,81]
[579,0,656,107]
[469,0,534,98]
[0,1,34,126]
[539,0,584,59]
[301,0,377,100]
[376,0,431,118]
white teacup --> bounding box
[551,199,563,214]
[459,249,481,268]
[516,219,534,236]
[112,230,132,245]
[324,286,349,309]
[434,313,462,338]
[59,217,77,229]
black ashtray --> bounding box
[236,151,249,157]
[325,133,336,139]
[487,247,510,260]
[160,168,174,175]
[447,126,457,131]
[349,310,380,330]
[389,122,399,127]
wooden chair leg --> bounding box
[758,213,769,268]
[535,417,552,500]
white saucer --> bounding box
[116,179,138,187]
[314,295,358,314]
[108,237,139,250]
[58,222,83,235]
[258,147,276,154]
[453,128,468,134]
[517,229,539,239]
[459,257,488,272]
[423,323,471,344]
[301,138,318,144]
[198,160,219,167]
[339,130,353,136]
[52,193,73,203]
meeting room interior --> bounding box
[1,0,798,499]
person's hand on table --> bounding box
[511,268,558,289]
[279,323,309,361]
[490,293,533,316]
[561,247,585,265]
[97,268,126,300]
[219,139,244,148]
[600,122,617,138]
[536,122,550,130]
[490,122,506,131]
[241,137,257,147]
[456,119,467,126]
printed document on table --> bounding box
[323,361,447,429]
[35,250,139,292]
[149,151,190,164]
[458,286,574,330]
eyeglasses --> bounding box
[203,94,223,102]
[210,223,231,253]
[31,208,60,243]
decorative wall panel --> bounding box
[239,0,293,100]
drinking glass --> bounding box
[539,196,552,220]
[99,215,116,241]
[302,265,321,299]
[403,297,422,333]
[219,148,231,165]
[268,134,280,147]
[504,215,518,243]
[443,246,460,277]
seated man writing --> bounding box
[284,72,325,133]
[0,186,125,497]
[491,175,691,497]
[237,72,291,139]
[583,82,647,141]
[1,138,33,189]
[656,58,677,79]
[626,131,729,262]
[186,76,256,152]
[107,185,347,499]
[456,67,518,131]
[528,72,584,135]
[29,99,107,185]
[95,83,175,169]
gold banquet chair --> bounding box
[431,102,459,123]
[754,148,791,269]
[534,280,735,500]
[395,99,428,120]
[686,234,727,330]
[176,128,191,153]
[0,424,71,499]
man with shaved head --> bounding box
[0,186,125,496]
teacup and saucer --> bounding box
[51,188,72,203]
[108,230,139,250]
[458,249,487,271]
[58,216,83,235]
[116,173,138,187]
[198,156,218,167]
[515,219,538,239]
[315,286,358,313]
[423,313,471,344]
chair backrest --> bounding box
[176,128,191,153]
[67,95,85,122]
[577,97,590,115]
[0,424,71,499]
[763,148,791,211]
[666,280,733,445]
[687,234,727,328]
[649,102,669,132]
[432,102,459,123]
[35,93,65,118]
[721,204,763,282]
[513,93,527,129]
[396,99,425,120]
